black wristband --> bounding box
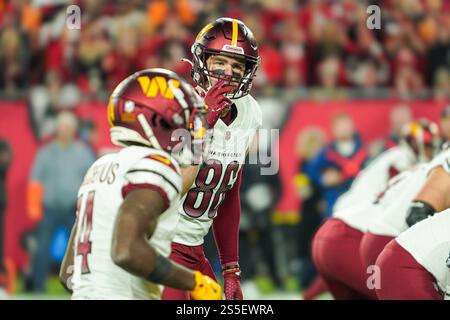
[145,255,173,284]
[406,200,436,227]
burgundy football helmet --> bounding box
[107,68,207,160]
[401,119,440,162]
[189,17,260,99]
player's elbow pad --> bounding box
[406,201,436,227]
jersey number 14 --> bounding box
[75,191,95,274]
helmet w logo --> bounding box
[137,76,180,99]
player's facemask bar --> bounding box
[169,82,212,166]
[186,46,259,99]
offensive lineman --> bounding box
[312,119,440,299]
[162,18,262,300]
[360,120,441,270]
[376,154,450,299]
[59,69,221,300]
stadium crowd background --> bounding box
[0,0,449,299]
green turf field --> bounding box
[7,275,332,300]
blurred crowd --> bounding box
[0,0,448,139]
[0,0,449,101]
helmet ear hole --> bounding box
[159,118,171,131]
[151,113,171,131]
[151,113,158,127]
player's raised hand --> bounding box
[223,267,243,300]
[203,80,234,127]
[190,271,222,300]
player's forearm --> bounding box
[112,192,196,290]
[414,166,450,212]
[111,237,195,290]
[213,210,240,265]
[212,170,242,266]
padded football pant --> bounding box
[359,232,394,270]
[162,242,217,300]
[375,239,443,300]
[312,218,377,300]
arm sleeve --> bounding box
[212,168,243,267]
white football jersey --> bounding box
[368,148,450,237]
[71,146,182,300]
[396,208,450,297]
[333,145,416,231]
[334,145,415,212]
[173,94,262,246]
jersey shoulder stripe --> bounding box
[129,157,181,187]
[145,154,178,173]
[126,169,180,194]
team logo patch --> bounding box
[137,76,180,99]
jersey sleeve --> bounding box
[392,149,414,174]
[427,150,450,176]
[121,154,182,210]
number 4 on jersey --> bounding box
[76,191,95,274]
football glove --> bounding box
[203,80,234,127]
[223,265,243,300]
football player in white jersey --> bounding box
[376,153,450,299]
[360,125,443,272]
[58,69,222,300]
[311,119,440,299]
[333,120,436,216]
[162,18,262,300]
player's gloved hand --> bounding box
[203,80,234,127]
[190,271,222,300]
[223,265,243,300]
